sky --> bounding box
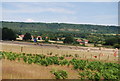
[2,0,120,2]
[2,2,119,26]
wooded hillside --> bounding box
[1,21,120,35]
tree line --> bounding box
[2,21,120,35]
[2,27,120,48]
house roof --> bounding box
[46,36,48,38]
[77,39,82,42]
[31,35,33,37]
[85,40,89,42]
[77,39,89,42]
[19,35,24,37]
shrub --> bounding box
[60,59,68,66]
[28,57,33,64]
[79,70,101,80]
[113,44,120,49]
[59,56,64,60]
[23,56,27,63]
[50,70,68,79]
[75,54,79,57]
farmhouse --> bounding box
[31,36,43,41]
[16,35,24,40]
[37,36,42,40]
[16,35,43,41]
[76,39,89,44]
[76,39,82,42]
[84,40,89,44]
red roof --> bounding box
[46,36,48,38]
[19,35,24,37]
[31,35,33,37]
[77,39,82,42]
[85,40,89,42]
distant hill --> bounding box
[1,21,120,34]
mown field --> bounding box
[1,51,120,80]
[1,41,118,62]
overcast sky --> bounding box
[2,2,118,26]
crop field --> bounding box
[1,42,118,62]
[0,42,119,80]
[1,51,120,80]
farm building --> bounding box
[16,35,24,40]
[76,39,89,44]
[16,35,43,41]
[37,36,42,40]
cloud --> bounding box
[43,8,75,14]
[25,19,35,22]
[3,3,76,14]
[3,7,75,14]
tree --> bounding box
[114,44,120,49]
[2,27,16,40]
[63,36,74,44]
[89,36,101,47]
[104,37,119,46]
[23,33,32,41]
